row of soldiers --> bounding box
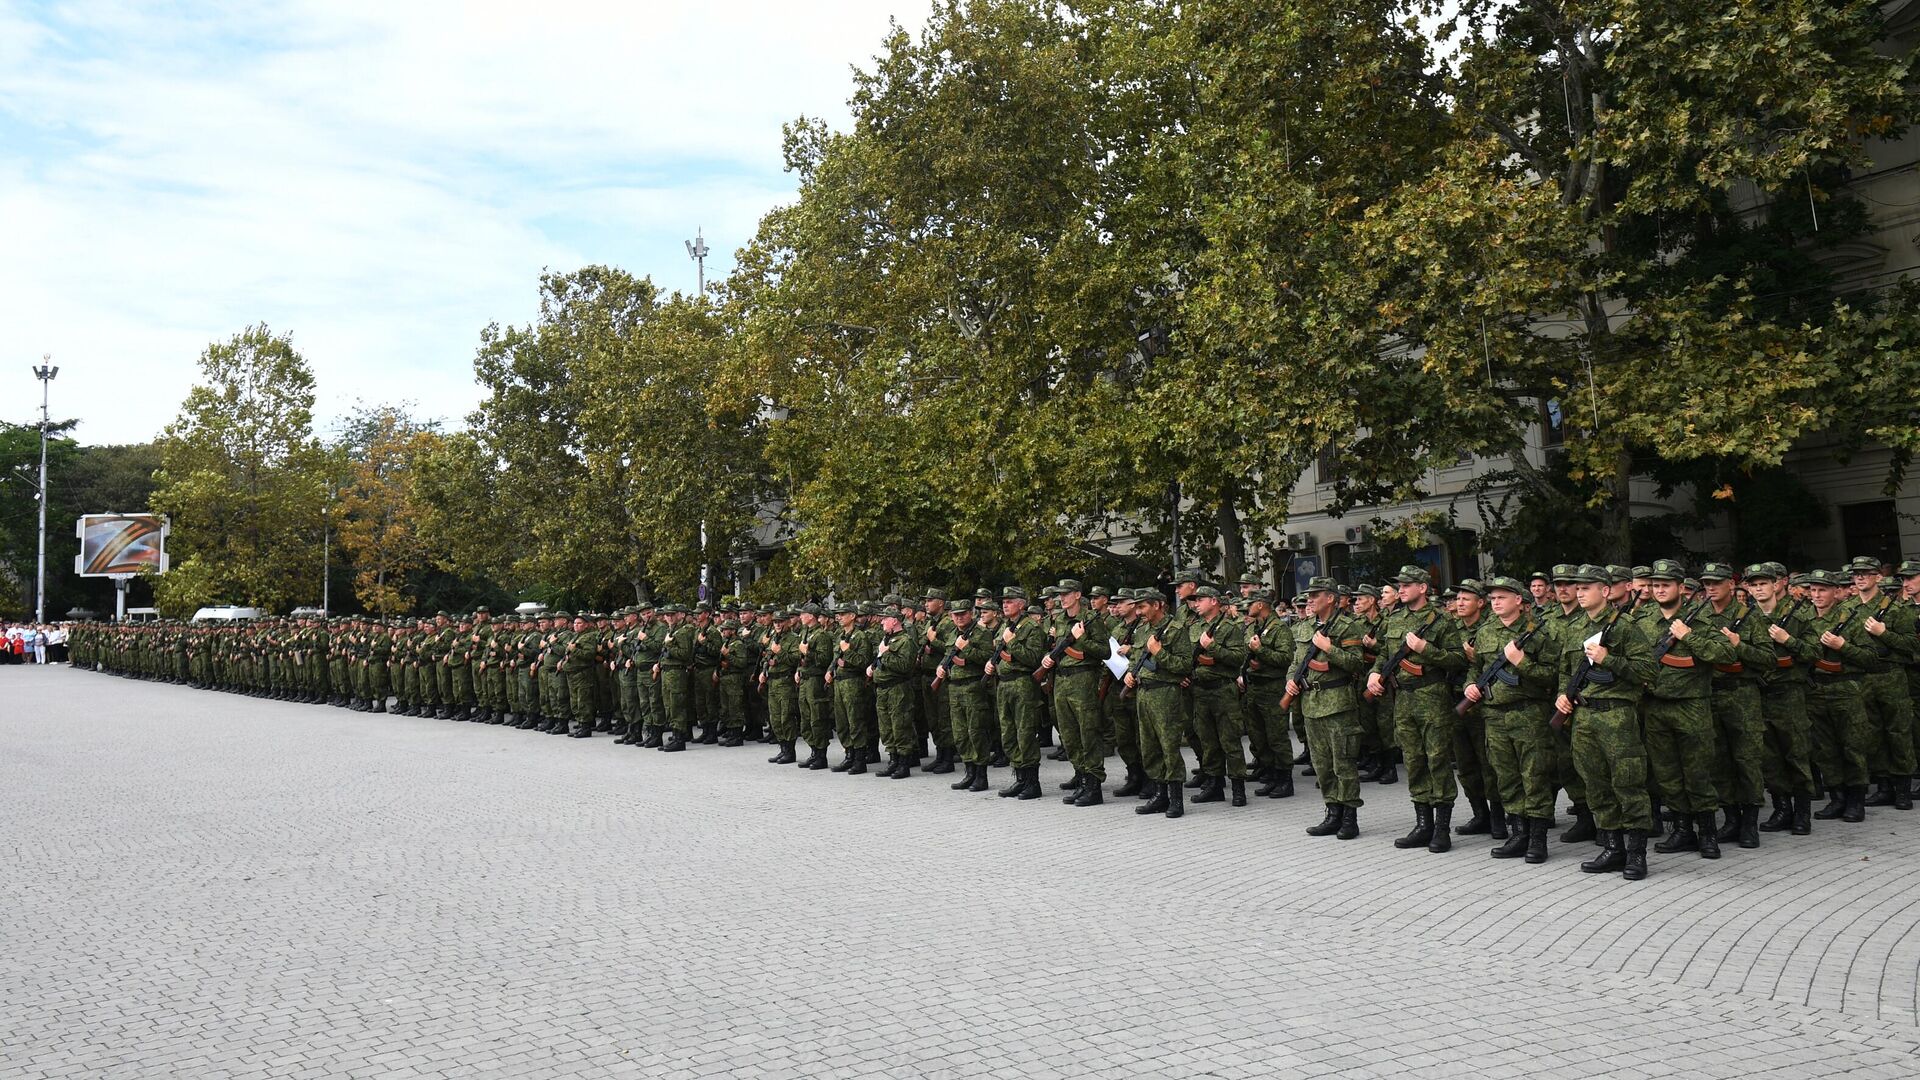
[69,555,1920,880]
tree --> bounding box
[150,325,329,615]
[332,405,440,614]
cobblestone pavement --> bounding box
[5,665,1920,1079]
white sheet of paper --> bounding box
[1104,638,1129,679]
[1584,631,1602,648]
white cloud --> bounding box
[0,0,929,444]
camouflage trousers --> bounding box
[1570,700,1652,832]
[1710,680,1766,807]
[618,668,643,728]
[832,677,873,752]
[1106,689,1141,774]
[1485,699,1556,820]
[920,679,950,755]
[1808,676,1871,788]
[1389,684,1458,805]
[1304,707,1364,807]
[947,678,992,764]
[717,673,746,735]
[1243,679,1291,775]
[1759,682,1817,797]
[1189,679,1248,780]
[1864,669,1915,777]
[660,668,693,738]
[799,675,832,751]
[876,682,916,756]
[1454,698,1490,804]
[1644,694,1719,815]
[1136,683,1187,785]
[1054,670,1106,784]
[995,677,1042,769]
[766,677,799,743]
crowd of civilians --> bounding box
[2,623,66,664]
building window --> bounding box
[1317,443,1342,486]
[1840,500,1902,568]
[1323,542,1351,586]
[1448,531,1479,584]
[1540,399,1565,448]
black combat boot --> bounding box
[1305,803,1342,836]
[1559,805,1596,844]
[1072,782,1103,807]
[1622,830,1649,880]
[831,751,855,773]
[609,720,626,739]
[1759,794,1792,832]
[1654,814,1698,853]
[1114,766,1146,798]
[1336,804,1359,840]
[1581,829,1624,873]
[1164,780,1184,819]
[1491,817,1529,859]
[1842,785,1867,823]
[1230,778,1247,807]
[1375,751,1399,784]
[1192,776,1226,804]
[641,727,663,747]
[1814,788,1846,819]
[772,741,797,764]
[701,725,720,745]
[1135,782,1167,814]
[1262,770,1294,799]
[1357,754,1383,783]
[1791,793,1812,834]
[998,766,1025,797]
[1897,776,1914,811]
[1457,794,1492,835]
[989,749,1009,768]
[805,746,828,770]
[1020,765,1044,799]
[1524,817,1550,863]
[1487,800,1509,840]
[1714,808,1741,844]
[1046,745,1069,761]
[372,699,387,714]
[1293,748,1313,766]
[1394,804,1434,849]
[1185,769,1208,790]
[846,752,868,775]
[1866,778,1896,807]
[928,749,955,775]
[1692,812,1720,859]
[661,730,686,752]
[1059,771,1084,793]
[892,755,913,780]
[1428,804,1453,853]
[967,763,989,792]
[952,763,978,790]
[720,729,744,748]
[1738,804,1761,849]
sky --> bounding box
[0,0,930,445]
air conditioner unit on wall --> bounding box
[1344,525,1371,546]
[1284,532,1315,552]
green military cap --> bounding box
[1193,585,1221,599]
[436,610,449,617]
[1845,555,1883,574]
[880,606,903,619]
[549,609,571,618]
[1897,560,1920,578]
[1303,576,1338,595]
[695,601,713,612]
[1697,562,1736,582]
[1055,578,1083,593]
[1336,584,1353,597]
[1644,559,1687,581]
[1788,572,1811,587]
[1631,565,1652,579]
[1135,587,1168,604]
[1457,579,1487,597]
[1172,569,1201,585]
[1237,576,1264,587]
[1741,562,1781,581]
[881,593,903,606]
[1089,585,1110,598]
[1351,584,1379,600]
[1682,578,1700,592]
[1804,569,1846,587]
[1438,587,1460,603]
[858,601,881,616]
[924,587,949,601]
[1394,564,1430,585]
[1485,575,1528,597]
[1528,569,1550,583]
[473,606,490,615]
[1039,585,1060,599]
[635,602,654,612]
[950,598,974,613]
[1563,564,1606,584]
[1247,590,1275,606]
[999,586,1026,601]
[1550,563,1579,583]
[799,602,822,615]
[1604,564,1633,584]
[974,588,997,602]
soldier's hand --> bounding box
[1311,631,1332,651]
[1124,671,1137,689]
[1719,627,1741,647]
[865,665,874,678]
[1362,634,1377,649]
[1071,621,1085,641]
[1503,640,1526,667]
[1669,618,1691,640]
[1199,630,1213,649]
[1585,641,1610,664]
[1821,630,1847,649]
[1041,654,1055,670]
[983,661,996,677]
[1247,633,1261,651]
[1366,672,1386,697]
[1146,635,1162,656]
[837,639,848,652]
[1866,616,1887,636]
[955,636,969,650]
[1405,631,1427,653]
[935,666,947,682]
[1462,642,1476,661]
[1465,683,1484,703]
[1554,693,1574,715]
[1115,642,1130,656]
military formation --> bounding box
[68,555,1920,882]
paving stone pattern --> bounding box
[4,665,1920,1079]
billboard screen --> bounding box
[75,514,170,577]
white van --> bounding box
[191,606,268,622]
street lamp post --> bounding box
[32,357,58,624]
[685,228,711,600]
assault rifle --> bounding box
[929,638,964,691]
[1554,610,1627,726]
[1650,598,1711,664]
[1455,619,1541,716]
[1033,627,1078,684]
[1278,619,1331,711]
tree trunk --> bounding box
[1216,485,1246,584]
[1598,447,1635,564]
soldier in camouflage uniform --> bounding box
[1462,577,1557,861]
[1845,556,1917,810]
[1292,577,1371,840]
[1554,564,1656,879]
[1241,591,1295,799]
[989,587,1047,800]
[1184,585,1249,806]
[1366,566,1468,852]
[1695,564,1773,848]
[1042,579,1113,807]
[1124,589,1192,819]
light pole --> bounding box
[32,357,58,624]
[686,227,711,599]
